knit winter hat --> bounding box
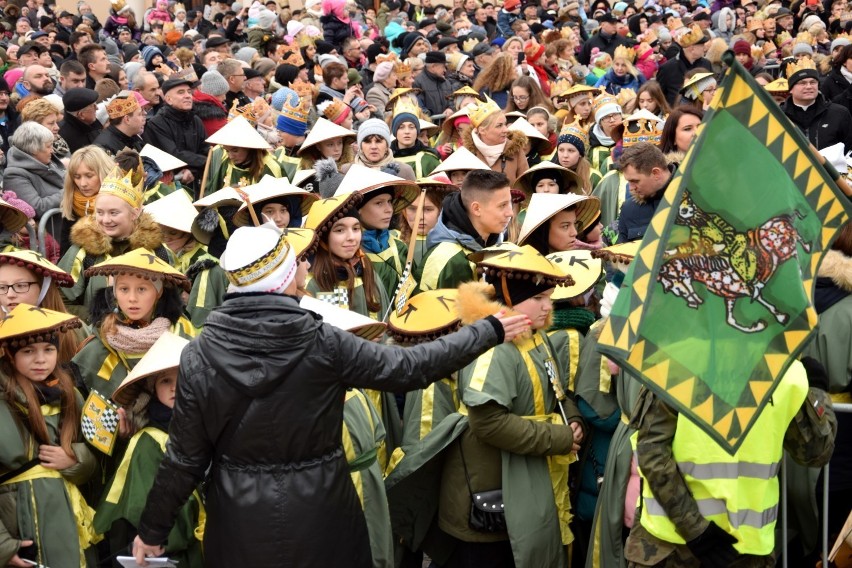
[373,61,395,82]
[235,46,259,64]
[257,8,277,29]
[1,191,35,220]
[200,70,229,97]
[792,42,814,57]
[732,40,751,56]
[391,112,420,136]
[357,118,392,147]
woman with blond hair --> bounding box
[472,52,518,108]
[57,145,115,255]
[20,97,70,163]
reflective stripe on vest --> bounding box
[638,360,808,556]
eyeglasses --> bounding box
[0,282,38,295]
[513,95,530,101]
[603,113,622,122]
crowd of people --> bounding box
[0,0,848,566]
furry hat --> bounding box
[314,158,345,198]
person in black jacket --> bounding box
[820,43,852,101]
[414,51,455,118]
[783,60,852,151]
[143,78,209,194]
[617,143,671,244]
[0,78,20,155]
[58,88,102,154]
[131,222,530,567]
[94,94,147,156]
[579,13,632,66]
[655,24,712,105]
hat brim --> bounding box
[546,250,604,301]
[513,162,585,201]
[361,180,420,214]
[0,250,74,287]
[304,193,364,238]
[233,189,318,227]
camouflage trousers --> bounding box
[625,524,775,568]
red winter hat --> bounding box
[733,40,752,56]
[504,0,521,11]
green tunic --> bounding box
[0,385,98,567]
[394,151,440,178]
[203,146,287,195]
[167,242,212,274]
[273,146,301,182]
[304,272,390,320]
[591,170,629,242]
[93,427,204,567]
[186,259,229,328]
[342,389,394,568]
[143,180,180,205]
[414,241,476,293]
[365,237,408,307]
[588,145,613,175]
[400,374,461,448]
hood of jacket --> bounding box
[6,146,63,179]
[461,128,528,161]
[198,293,322,397]
[818,249,852,291]
[456,280,536,344]
[193,91,228,118]
[70,210,163,255]
[426,190,503,251]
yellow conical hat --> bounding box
[112,332,189,405]
[297,117,356,156]
[474,244,574,286]
[232,175,318,227]
[546,250,604,301]
[278,228,318,259]
[84,248,191,291]
[0,250,74,287]
[144,189,197,234]
[304,192,364,237]
[0,304,81,350]
[591,241,641,274]
[387,289,460,342]
[300,295,386,340]
[206,115,272,149]
[517,193,601,245]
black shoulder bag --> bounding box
[458,441,506,533]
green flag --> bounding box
[597,55,852,454]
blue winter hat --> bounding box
[275,87,309,136]
[391,112,420,136]
[142,45,163,68]
[271,87,289,111]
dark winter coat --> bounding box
[58,111,102,154]
[320,14,354,50]
[820,67,851,101]
[192,91,228,138]
[783,93,852,151]
[617,170,671,243]
[143,104,210,176]
[579,31,633,66]
[655,53,713,105]
[136,293,503,567]
[3,147,65,219]
[0,108,20,154]
[413,68,455,117]
[94,124,145,157]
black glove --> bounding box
[801,356,830,392]
[685,521,739,568]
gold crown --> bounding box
[229,99,259,126]
[675,24,705,47]
[468,97,502,128]
[277,42,304,66]
[667,17,684,32]
[550,77,573,98]
[616,88,636,108]
[392,96,423,120]
[463,37,478,53]
[317,98,350,123]
[174,2,185,12]
[776,30,792,46]
[106,95,140,119]
[394,60,411,78]
[290,78,314,111]
[785,56,817,79]
[376,52,398,65]
[795,31,814,45]
[297,33,315,47]
[100,164,144,209]
[747,18,764,32]
[558,120,589,151]
[622,111,663,148]
[640,30,657,44]
[280,88,310,123]
[591,92,619,116]
[614,44,635,63]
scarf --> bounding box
[572,237,604,250]
[472,131,506,167]
[549,305,596,336]
[147,398,173,431]
[361,228,390,253]
[106,317,172,354]
[814,276,850,314]
[841,66,852,85]
[592,122,615,147]
[73,191,97,218]
[355,149,394,169]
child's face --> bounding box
[155,370,178,408]
[14,342,57,383]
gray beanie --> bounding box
[792,42,814,57]
[657,27,672,43]
[257,8,277,29]
[200,70,230,97]
[357,118,392,147]
[235,46,258,64]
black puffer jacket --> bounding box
[58,111,102,154]
[783,93,852,151]
[143,104,209,176]
[820,67,851,102]
[93,124,144,157]
[137,293,503,567]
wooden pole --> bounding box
[197,146,215,200]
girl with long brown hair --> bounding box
[0,305,98,567]
[504,76,553,114]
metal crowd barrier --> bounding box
[781,401,852,568]
[36,208,62,256]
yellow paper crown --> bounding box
[614,44,635,63]
[290,78,314,111]
[106,95,140,120]
[559,120,589,150]
[277,42,304,66]
[622,111,663,148]
[468,97,502,128]
[795,31,814,46]
[376,52,398,65]
[394,60,411,78]
[776,30,792,46]
[640,30,657,44]
[550,77,573,98]
[297,33,315,47]
[100,164,143,209]
[615,88,636,108]
[667,17,684,31]
[392,95,423,120]
[591,92,619,116]
[174,2,185,12]
[786,56,817,79]
[463,37,479,53]
[675,24,705,47]
[228,99,258,126]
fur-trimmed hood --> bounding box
[70,211,164,256]
[818,249,852,292]
[461,129,529,162]
[456,280,539,344]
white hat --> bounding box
[334,164,419,213]
[144,190,198,234]
[517,192,601,245]
[298,117,356,156]
[292,168,316,190]
[112,332,189,405]
[206,116,272,150]
[513,161,584,199]
[140,143,188,172]
[431,146,490,175]
[220,221,298,294]
[193,186,245,209]
[419,118,438,132]
[300,295,386,340]
[232,175,318,227]
[508,116,549,142]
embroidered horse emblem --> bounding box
[656,191,810,333]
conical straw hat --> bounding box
[232,175,318,227]
[431,146,490,175]
[513,161,584,199]
[112,332,189,405]
[144,190,197,234]
[0,304,81,349]
[298,117,356,155]
[517,192,601,245]
[334,164,419,213]
[300,295,386,340]
[206,116,271,149]
[546,250,604,301]
[0,250,74,287]
[140,143,187,172]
